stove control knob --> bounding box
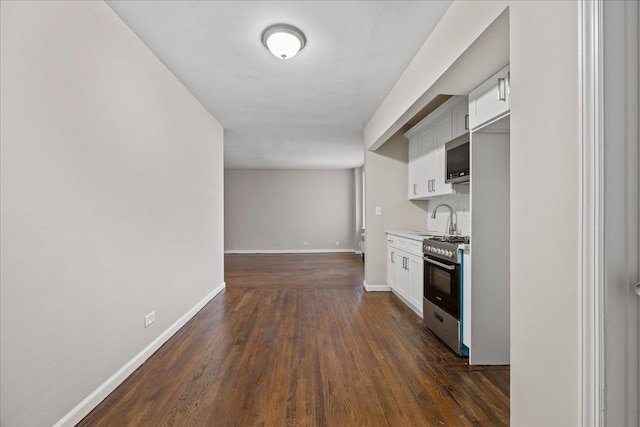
[447,251,453,257]
[437,249,444,255]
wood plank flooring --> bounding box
[79,253,509,426]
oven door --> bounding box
[423,256,461,319]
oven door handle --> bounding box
[423,256,456,271]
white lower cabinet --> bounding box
[387,245,397,292]
[406,255,423,310]
[387,233,423,316]
[395,254,409,297]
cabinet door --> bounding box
[407,254,424,315]
[452,100,469,139]
[433,112,454,197]
[420,126,436,195]
[387,246,397,290]
[408,138,420,199]
[468,65,510,130]
[395,255,408,297]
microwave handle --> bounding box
[423,256,456,271]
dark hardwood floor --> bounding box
[79,253,509,426]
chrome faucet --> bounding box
[431,203,458,235]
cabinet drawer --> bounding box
[406,240,423,256]
[394,237,408,250]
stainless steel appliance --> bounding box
[445,135,470,183]
[422,235,469,356]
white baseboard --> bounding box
[54,282,226,427]
[354,251,363,255]
[224,249,358,254]
[362,280,390,292]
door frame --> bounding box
[580,1,639,425]
[579,1,605,424]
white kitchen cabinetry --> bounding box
[405,96,467,200]
[468,65,510,131]
[433,112,453,196]
[395,253,409,297]
[452,99,470,139]
[406,255,423,310]
[408,138,421,198]
[387,233,423,316]
[387,244,397,292]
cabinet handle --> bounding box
[498,77,506,101]
[464,114,469,130]
[413,183,417,195]
[391,252,394,263]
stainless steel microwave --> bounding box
[445,135,470,184]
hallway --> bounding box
[80,254,509,426]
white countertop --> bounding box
[386,229,444,241]
[386,230,470,250]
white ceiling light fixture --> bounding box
[261,24,306,60]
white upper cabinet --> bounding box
[452,99,470,139]
[468,65,510,131]
[433,111,453,197]
[419,126,436,197]
[408,138,421,199]
[405,95,468,200]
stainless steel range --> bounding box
[422,235,469,356]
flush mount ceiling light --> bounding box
[261,24,306,60]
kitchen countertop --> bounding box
[386,229,444,241]
[386,230,470,250]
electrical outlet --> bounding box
[144,311,155,328]
[303,241,309,246]
[335,241,340,246]
[375,206,382,216]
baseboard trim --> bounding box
[53,282,226,427]
[362,280,390,292]
[225,249,358,254]
[354,251,363,255]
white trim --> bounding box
[362,280,390,292]
[224,249,358,254]
[354,250,363,255]
[580,1,605,426]
[53,282,226,427]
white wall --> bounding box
[224,169,356,251]
[0,2,224,426]
[365,1,581,425]
[364,134,428,287]
[426,190,470,236]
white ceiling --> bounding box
[107,1,452,169]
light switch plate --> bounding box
[375,206,382,215]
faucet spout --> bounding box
[431,203,457,235]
